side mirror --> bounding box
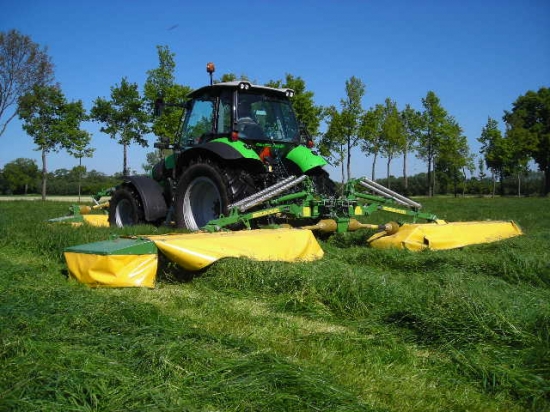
[154,136,171,150]
[154,98,165,116]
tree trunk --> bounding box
[402,150,408,190]
[123,142,128,176]
[462,167,467,197]
[517,172,521,197]
[386,156,392,190]
[491,172,496,198]
[340,144,345,186]
[78,157,82,203]
[346,140,352,182]
[427,157,433,197]
[41,148,47,201]
[371,152,378,181]
[544,167,550,196]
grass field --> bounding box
[1,197,549,411]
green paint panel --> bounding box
[211,138,261,160]
[165,153,176,169]
[65,237,157,255]
[286,146,327,172]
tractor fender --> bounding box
[200,139,261,161]
[121,176,168,222]
[285,145,328,173]
[178,138,263,173]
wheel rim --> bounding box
[182,177,222,230]
[115,198,134,227]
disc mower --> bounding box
[58,63,523,287]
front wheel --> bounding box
[108,186,145,227]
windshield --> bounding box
[237,92,299,143]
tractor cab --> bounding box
[178,81,302,152]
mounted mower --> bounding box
[58,63,523,287]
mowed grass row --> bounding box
[0,197,548,411]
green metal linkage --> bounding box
[202,176,439,232]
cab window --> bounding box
[181,99,215,144]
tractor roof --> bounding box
[188,81,294,98]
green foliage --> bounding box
[321,76,367,183]
[435,117,473,195]
[0,157,39,194]
[416,91,471,197]
[0,29,54,137]
[504,87,550,194]
[359,103,384,180]
[90,77,150,175]
[400,104,422,191]
[45,167,120,195]
[17,84,90,199]
[0,198,549,411]
[141,150,163,174]
[143,45,192,141]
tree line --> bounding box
[1,158,544,198]
[1,29,549,198]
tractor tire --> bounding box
[174,160,256,230]
[108,185,145,227]
[309,168,337,197]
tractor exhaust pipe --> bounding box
[230,175,307,212]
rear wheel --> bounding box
[175,160,256,230]
[309,168,337,197]
[108,186,145,227]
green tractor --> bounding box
[58,67,524,287]
[109,72,333,230]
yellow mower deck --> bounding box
[58,176,524,288]
[64,229,323,287]
[367,220,523,251]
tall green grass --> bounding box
[1,198,549,411]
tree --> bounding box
[91,77,150,176]
[143,45,191,141]
[400,104,422,191]
[478,117,512,196]
[17,84,89,200]
[417,91,450,196]
[266,74,323,138]
[435,117,473,196]
[60,99,93,201]
[359,103,384,180]
[321,76,366,182]
[1,157,39,194]
[319,105,346,185]
[0,29,54,137]
[142,150,163,174]
[503,87,550,195]
[379,98,406,189]
[218,73,249,83]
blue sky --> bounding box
[1,0,549,181]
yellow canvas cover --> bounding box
[64,252,158,288]
[80,214,110,227]
[64,228,323,287]
[368,220,523,251]
[148,228,324,271]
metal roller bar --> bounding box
[359,178,422,209]
[233,175,308,212]
[230,175,298,208]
